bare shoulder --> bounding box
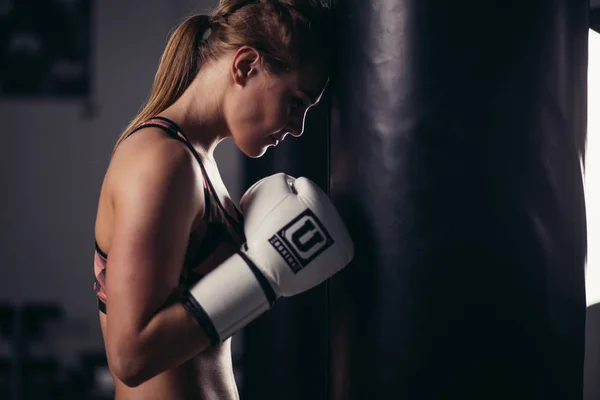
[107,128,199,190]
[95,127,206,252]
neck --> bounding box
[158,60,230,158]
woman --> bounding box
[93,1,332,398]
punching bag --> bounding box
[330,0,588,399]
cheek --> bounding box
[250,100,288,135]
[229,90,289,141]
[269,99,291,128]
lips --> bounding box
[269,131,289,146]
[272,131,290,143]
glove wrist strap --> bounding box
[185,252,274,343]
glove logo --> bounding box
[268,209,334,273]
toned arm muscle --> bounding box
[103,137,211,387]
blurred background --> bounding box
[0,0,599,399]
[0,0,247,398]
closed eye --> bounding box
[291,97,307,109]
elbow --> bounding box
[107,340,148,388]
[112,362,146,388]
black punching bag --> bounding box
[329,0,588,399]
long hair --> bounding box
[112,0,331,155]
[112,15,211,153]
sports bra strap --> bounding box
[131,116,243,235]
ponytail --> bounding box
[112,0,331,154]
[112,15,211,154]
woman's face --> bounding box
[224,47,327,158]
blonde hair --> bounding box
[112,0,331,154]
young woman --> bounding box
[92,1,344,399]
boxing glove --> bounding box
[183,173,354,345]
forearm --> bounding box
[114,300,210,387]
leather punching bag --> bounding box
[329,0,588,399]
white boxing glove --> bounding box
[183,173,354,345]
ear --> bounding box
[231,46,262,86]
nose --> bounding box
[289,126,303,138]
[288,110,308,137]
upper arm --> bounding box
[104,137,204,339]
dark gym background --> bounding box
[0,0,599,399]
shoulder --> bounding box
[112,127,194,170]
[106,128,202,205]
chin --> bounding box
[231,136,268,158]
[242,144,270,159]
